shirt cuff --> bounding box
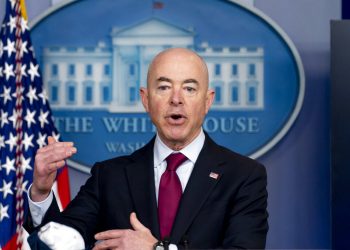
[169,243,178,250]
[27,184,54,227]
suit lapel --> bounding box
[170,136,225,243]
[125,138,160,238]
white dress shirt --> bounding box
[28,129,205,249]
[153,129,205,201]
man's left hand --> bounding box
[93,212,158,250]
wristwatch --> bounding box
[153,239,169,250]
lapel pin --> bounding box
[209,172,219,179]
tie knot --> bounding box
[166,153,187,171]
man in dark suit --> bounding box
[27,48,268,249]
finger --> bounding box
[36,147,76,174]
[48,136,56,145]
[37,141,74,154]
[37,146,76,167]
[47,160,66,172]
[56,160,66,168]
[95,229,125,240]
[92,239,121,250]
[39,143,77,159]
[130,212,148,232]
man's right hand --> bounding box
[30,136,77,202]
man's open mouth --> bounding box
[170,114,184,120]
[166,113,187,124]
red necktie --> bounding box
[158,153,187,239]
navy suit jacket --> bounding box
[26,134,268,249]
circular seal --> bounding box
[30,0,304,173]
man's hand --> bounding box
[31,136,77,202]
[93,212,158,250]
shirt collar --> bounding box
[154,128,205,166]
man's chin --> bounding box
[162,132,200,150]
[159,133,187,150]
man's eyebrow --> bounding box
[156,77,199,84]
[183,78,199,84]
[157,76,172,83]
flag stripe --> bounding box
[57,167,71,209]
[3,232,18,250]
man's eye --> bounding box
[158,85,170,91]
[184,87,196,93]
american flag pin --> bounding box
[209,172,219,179]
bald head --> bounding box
[147,48,209,89]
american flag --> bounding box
[0,0,71,249]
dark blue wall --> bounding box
[331,20,350,250]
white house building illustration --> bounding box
[42,18,264,112]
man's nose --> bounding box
[170,87,184,105]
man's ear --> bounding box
[205,89,215,113]
[140,87,149,112]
